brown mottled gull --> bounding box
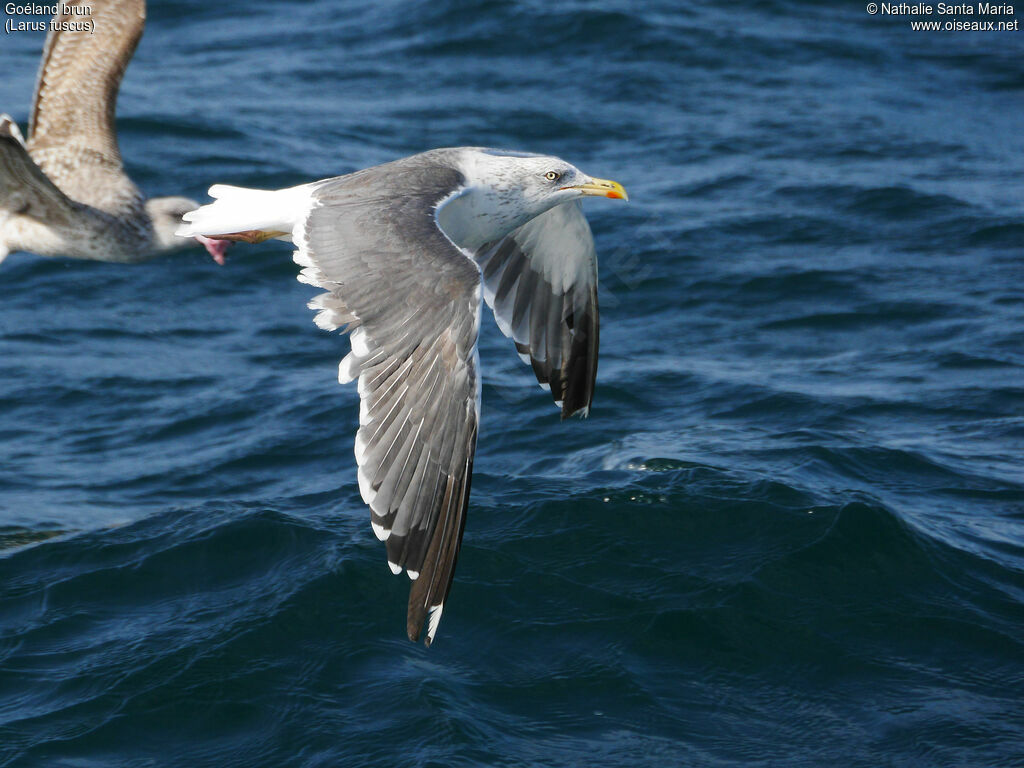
[178,147,627,645]
[0,0,227,265]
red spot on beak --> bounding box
[196,234,232,265]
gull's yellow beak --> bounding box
[562,177,628,201]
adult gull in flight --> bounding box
[0,0,228,264]
[178,147,627,644]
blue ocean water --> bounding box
[1,0,1023,764]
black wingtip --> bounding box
[406,621,421,644]
[564,287,600,417]
[404,447,475,647]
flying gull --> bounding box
[178,147,627,645]
[0,0,227,265]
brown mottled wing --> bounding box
[474,201,600,418]
[27,0,145,210]
[0,115,76,226]
[295,155,481,646]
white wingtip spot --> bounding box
[297,267,326,287]
[371,520,390,541]
[407,570,419,580]
[354,429,368,463]
[427,603,444,642]
[388,561,402,575]
[357,465,377,504]
[338,353,359,384]
[293,249,316,269]
[314,310,339,331]
[350,327,371,356]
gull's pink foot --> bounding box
[196,234,232,265]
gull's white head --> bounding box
[439,148,627,249]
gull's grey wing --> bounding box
[474,200,599,418]
[296,159,480,646]
[26,0,145,211]
[0,115,76,226]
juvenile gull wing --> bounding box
[26,0,145,212]
[297,161,481,646]
[474,201,599,418]
[0,115,76,227]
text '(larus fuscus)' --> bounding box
[0,0,228,265]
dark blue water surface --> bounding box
[2,1,1023,765]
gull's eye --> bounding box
[544,171,561,182]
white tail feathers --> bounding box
[175,182,318,240]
